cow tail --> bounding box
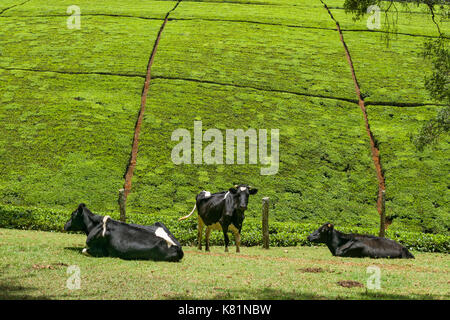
[178,204,196,221]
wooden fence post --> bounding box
[379,189,386,238]
[262,197,270,249]
[118,188,127,223]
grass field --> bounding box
[0,228,448,300]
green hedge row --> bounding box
[0,204,448,253]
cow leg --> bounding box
[197,216,204,250]
[233,230,241,253]
[335,241,363,257]
[205,227,212,252]
[83,246,106,257]
[221,224,230,252]
[229,224,241,253]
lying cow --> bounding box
[64,203,184,262]
[179,184,258,253]
[307,223,414,259]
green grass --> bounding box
[0,16,161,75]
[325,0,449,36]
[0,69,143,212]
[0,228,448,300]
[366,105,450,235]
[2,0,177,18]
[323,0,449,104]
[171,1,337,29]
[341,31,434,104]
[0,0,25,12]
[152,19,356,100]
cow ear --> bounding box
[249,188,258,195]
[229,187,238,194]
[77,203,86,213]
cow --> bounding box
[178,184,258,253]
[307,223,414,259]
[64,203,184,262]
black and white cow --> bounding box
[179,184,258,253]
[64,203,184,262]
[307,223,414,259]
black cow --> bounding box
[64,203,184,262]
[179,184,258,253]
[307,223,414,259]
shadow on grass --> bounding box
[165,287,327,300]
[64,246,84,254]
[359,291,438,300]
[164,287,442,300]
[0,269,55,300]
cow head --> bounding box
[226,184,258,233]
[307,223,334,243]
[64,203,88,233]
[228,184,258,211]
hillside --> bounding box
[0,0,448,236]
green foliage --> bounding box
[411,105,449,151]
[171,0,337,29]
[367,106,449,235]
[422,36,450,104]
[343,0,379,20]
[339,1,449,150]
[127,79,380,228]
[153,19,356,100]
[0,0,448,242]
[1,204,448,253]
[411,36,449,151]
[0,16,162,75]
[2,0,177,18]
[343,0,449,21]
[0,70,143,212]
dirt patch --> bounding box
[29,263,68,271]
[298,267,325,273]
[337,280,364,288]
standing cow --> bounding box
[179,184,258,253]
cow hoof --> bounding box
[224,248,229,253]
[206,248,210,252]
